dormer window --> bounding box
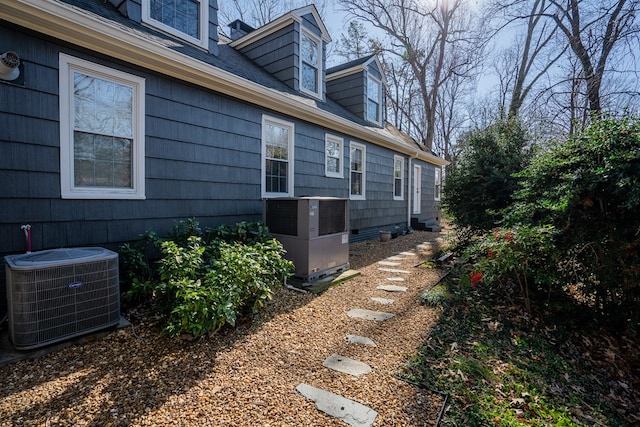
[366,75,382,125]
[143,0,208,48]
[300,30,322,97]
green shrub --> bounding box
[120,219,294,337]
[443,119,532,235]
[506,116,640,325]
[466,225,559,313]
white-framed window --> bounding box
[300,29,322,98]
[349,142,366,200]
[59,54,145,200]
[262,115,294,197]
[393,155,404,200]
[325,134,343,178]
[434,167,442,201]
[142,0,209,48]
[366,74,382,125]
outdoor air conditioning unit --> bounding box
[264,197,350,282]
[4,247,120,350]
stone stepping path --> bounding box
[376,284,408,293]
[377,267,411,274]
[371,297,394,305]
[347,308,395,321]
[296,383,378,427]
[298,244,428,424]
[323,354,372,376]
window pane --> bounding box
[367,77,380,99]
[301,33,318,65]
[73,131,132,188]
[350,147,362,171]
[394,159,402,178]
[150,0,199,38]
[265,123,289,160]
[326,141,339,158]
[301,33,319,93]
[351,171,362,195]
[326,140,341,174]
[74,72,133,138]
[266,159,288,193]
[367,77,381,122]
[302,63,318,93]
[327,157,339,173]
[367,99,379,122]
[394,178,402,197]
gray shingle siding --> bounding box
[327,73,366,118]
[0,1,444,259]
[237,24,298,90]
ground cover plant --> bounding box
[119,219,293,337]
[405,264,640,426]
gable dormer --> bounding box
[327,55,386,127]
[229,5,331,101]
[106,0,219,56]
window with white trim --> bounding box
[350,142,366,199]
[434,167,442,201]
[59,54,145,199]
[143,0,209,48]
[300,30,322,98]
[393,155,404,200]
[366,74,382,125]
[262,115,294,197]
[325,134,343,178]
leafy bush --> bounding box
[465,225,559,313]
[443,119,532,235]
[119,219,293,337]
[472,116,640,326]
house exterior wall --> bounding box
[0,23,435,256]
[0,25,264,256]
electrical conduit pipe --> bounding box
[21,224,31,253]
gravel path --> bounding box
[0,230,449,426]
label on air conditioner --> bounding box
[342,234,348,244]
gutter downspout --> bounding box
[407,152,420,229]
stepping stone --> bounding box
[376,284,407,292]
[346,335,377,347]
[397,251,416,256]
[385,256,405,261]
[323,354,372,376]
[296,383,378,427]
[371,297,394,305]
[377,261,400,266]
[378,268,410,274]
[347,308,395,321]
[386,277,405,282]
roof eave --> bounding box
[0,0,445,166]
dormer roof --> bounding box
[229,4,331,50]
[327,54,384,82]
